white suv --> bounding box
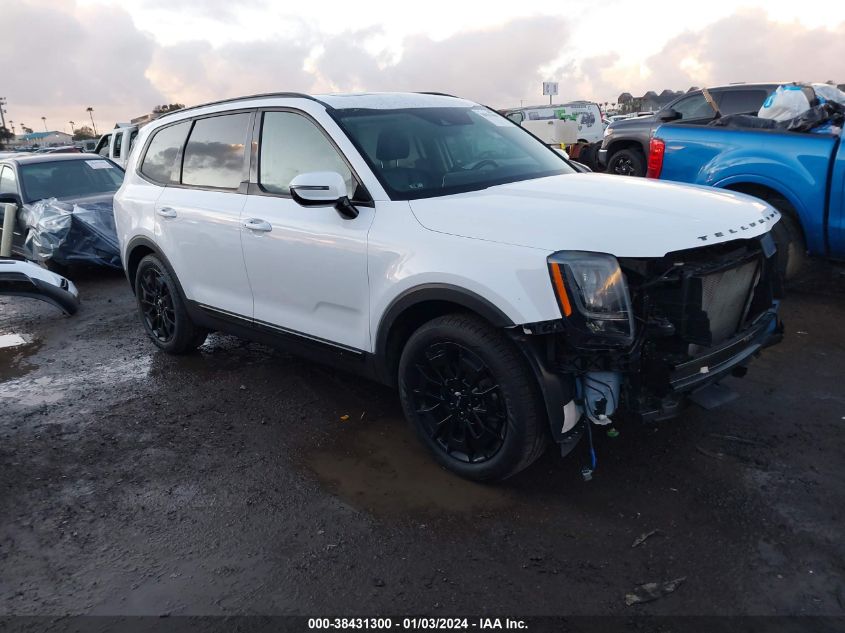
[114,92,783,481]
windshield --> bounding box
[20,159,124,203]
[332,106,573,200]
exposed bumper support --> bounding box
[668,308,781,392]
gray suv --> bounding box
[599,83,779,177]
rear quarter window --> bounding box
[139,121,190,185]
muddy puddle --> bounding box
[0,333,41,382]
[306,413,516,518]
[0,353,153,407]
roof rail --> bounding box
[415,91,460,98]
[155,92,320,120]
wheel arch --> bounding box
[606,138,645,157]
[721,181,807,244]
[125,237,176,296]
[374,284,514,386]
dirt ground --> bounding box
[1,264,844,622]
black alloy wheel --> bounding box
[398,313,548,481]
[138,266,176,343]
[407,341,507,464]
[134,254,207,354]
[608,148,645,177]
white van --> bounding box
[504,101,604,144]
[93,124,140,168]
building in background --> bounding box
[13,130,73,148]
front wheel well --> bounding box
[606,139,645,156]
[381,300,481,386]
[722,183,805,240]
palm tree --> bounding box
[86,107,98,135]
[41,116,47,132]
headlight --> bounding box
[603,125,613,137]
[547,251,634,342]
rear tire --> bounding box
[607,148,645,177]
[397,313,548,481]
[134,254,207,354]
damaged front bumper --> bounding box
[0,258,80,315]
[513,235,784,445]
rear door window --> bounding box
[181,113,250,189]
[717,90,770,115]
[139,121,190,185]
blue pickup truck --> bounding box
[647,124,844,278]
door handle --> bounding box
[156,207,177,219]
[242,218,272,232]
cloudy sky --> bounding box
[2,0,843,135]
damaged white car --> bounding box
[114,92,783,481]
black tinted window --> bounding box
[182,113,250,189]
[718,90,769,115]
[140,122,190,184]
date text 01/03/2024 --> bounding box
[307,617,528,630]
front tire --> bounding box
[398,314,548,481]
[135,254,207,354]
[769,207,806,281]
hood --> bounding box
[408,174,780,258]
[609,115,657,129]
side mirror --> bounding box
[659,109,681,122]
[0,193,22,208]
[289,172,358,219]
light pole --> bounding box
[42,116,47,132]
[86,107,97,136]
[0,97,7,130]
[69,120,75,136]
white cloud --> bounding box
[3,1,843,134]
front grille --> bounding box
[699,260,760,345]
